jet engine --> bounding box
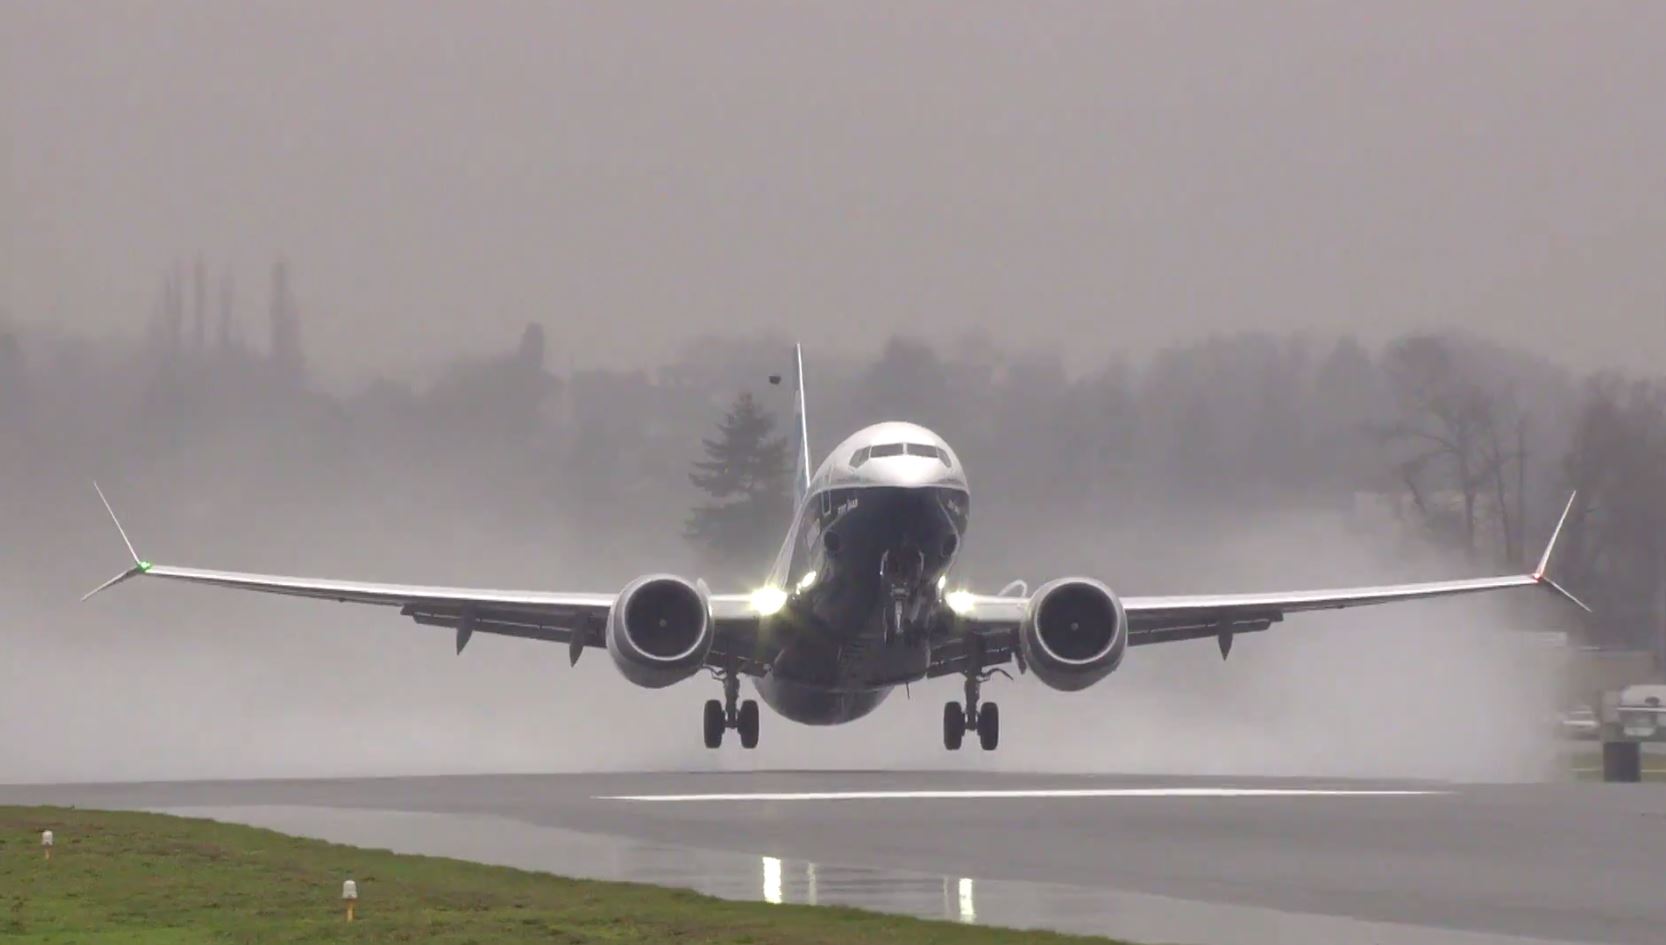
[1019,578,1127,691]
[607,574,714,688]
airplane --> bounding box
[85,344,1587,751]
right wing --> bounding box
[931,494,1587,678]
[83,485,772,673]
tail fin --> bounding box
[792,343,811,506]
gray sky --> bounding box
[5,2,1663,383]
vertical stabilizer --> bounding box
[763,344,814,587]
[792,343,811,506]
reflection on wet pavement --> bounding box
[155,805,1592,945]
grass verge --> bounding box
[2,806,1116,944]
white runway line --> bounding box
[599,787,1447,802]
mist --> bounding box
[6,2,1661,785]
[5,2,1665,382]
[0,325,1585,785]
[0,486,1565,785]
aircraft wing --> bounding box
[83,486,771,672]
[929,495,1587,678]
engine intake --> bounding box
[1020,578,1127,691]
[607,575,713,688]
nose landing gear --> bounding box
[879,546,927,645]
[703,668,759,749]
[884,591,910,644]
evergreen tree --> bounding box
[686,392,790,570]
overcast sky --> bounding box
[4,2,1663,383]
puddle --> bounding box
[154,804,1592,945]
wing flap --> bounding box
[404,607,594,647]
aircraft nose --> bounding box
[865,456,953,488]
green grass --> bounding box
[1,806,1117,944]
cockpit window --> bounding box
[905,443,948,463]
[852,442,949,468]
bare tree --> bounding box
[1562,376,1666,652]
[1377,335,1524,563]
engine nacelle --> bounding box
[1020,578,1127,691]
[607,574,714,689]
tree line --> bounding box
[2,262,1663,660]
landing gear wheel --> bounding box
[738,699,760,749]
[943,701,965,750]
[702,699,724,749]
[977,702,1000,751]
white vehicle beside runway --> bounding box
[1610,685,1666,740]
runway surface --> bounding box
[4,771,1664,945]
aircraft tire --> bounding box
[943,701,965,750]
[977,702,1000,751]
[703,699,725,749]
[738,699,760,749]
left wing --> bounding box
[931,494,1587,678]
[83,485,768,672]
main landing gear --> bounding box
[703,669,759,749]
[944,672,1003,751]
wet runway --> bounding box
[4,771,1664,945]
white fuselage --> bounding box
[753,422,973,724]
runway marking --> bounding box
[598,787,1446,802]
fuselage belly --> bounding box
[753,426,971,724]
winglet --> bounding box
[83,482,151,601]
[81,564,147,602]
[1533,491,1577,581]
[1532,492,1590,613]
[1541,575,1592,614]
[94,481,141,566]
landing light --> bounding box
[750,586,789,616]
[945,589,976,615]
[795,570,818,592]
